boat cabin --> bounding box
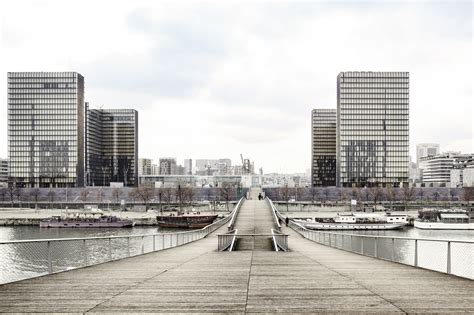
[334,215,356,223]
[385,213,408,223]
[439,213,470,224]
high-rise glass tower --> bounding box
[311,109,337,186]
[86,106,138,186]
[337,71,409,187]
[8,72,85,187]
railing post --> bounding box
[162,234,165,249]
[47,241,53,274]
[328,234,331,247]
[447,241,451,274]
[361,237,364,254]
[350,235,353,251]
[414,239,418,267]
[141,236,145,254]
[374,237,378,258]
[153,235,156,252]
[83,239,88,266]
[391,238,395,261]
[108,238,112,261]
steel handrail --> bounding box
[227,197,244,230]
[267,197,281,230]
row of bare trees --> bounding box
[272,186,474,205]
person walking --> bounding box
[285,217,289,226]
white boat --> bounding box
[294,213,407,230]
[414,209,474,230]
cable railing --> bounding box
[267,197,282,230]
[269,198,474,280]
[0,198,245,285]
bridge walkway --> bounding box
[0,194,473,313]
[233,188,275,251]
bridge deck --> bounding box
[1,194,473,313]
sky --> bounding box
[0,0,473,173]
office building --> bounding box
[337,71,409,187]
[138,158,153,176]
[159,158,177,175]
[8,72,85,187]
[0,158,9,187]
[86,106,138,186]
[420,153,473,187]
[184,159,193,175]
[416,143,440,166]
[311,109,337,186]
[451,156,474,188]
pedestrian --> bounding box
[285,217,289,226]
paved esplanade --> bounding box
[1,190,473,313]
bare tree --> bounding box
[128,189,137,202]
[79,189,89,203]
[461,187,474,203]
[0,188,7,202]
[161,187,174,209]
[97,188,104,206]
[219,185,234,212]
[30,188,41,209]
[448,188,457,202]
[417,188,424,203]
[323,188,330,203]
[369,185,384,207]
[432,191,440,202]
[338,189,347,203]
[311,186,317,203]
[279,185,291,211]
[7,185,17,207]
[47,189,56,209]
[112,188,122,203]
[403,186,415,208]
[135,185,155,210]
[184,186,195,206]
[386,185,397,210]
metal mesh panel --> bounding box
[0,242,49,283]
[417,240,447,273]
[450,242,473,279]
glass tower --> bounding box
[337,71,409,187]
[86,107,138,186]
[7,72,85,187]
[311,109,337,186]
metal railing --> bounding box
[218,229,238,251]
[269,199,474,280]
[271,228,288,252]
[0,198,244,285]
[227,197,245,231]
[267,197,282,230]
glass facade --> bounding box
[336,72,409,187]
[86,107,138,186]
[7,72,85,187]
[311,109,336,186]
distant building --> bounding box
[311,109,337,187]
[159,158,177,175]
[138,158,153,176]
[416,143,440,166]
[86,106,138,186]
[8,72,85,187]
[337,71,409,187]
[419,153,473,187]
[184,159,193,175]
[151,164,160,176]
[195,158,232,175]
[0,158,9,188]
[450,156,474,188]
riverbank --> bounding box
[0,208,228,226]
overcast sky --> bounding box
[0,0,472,173]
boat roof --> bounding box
[439,213,469,219]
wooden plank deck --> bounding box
[0,192,473,314]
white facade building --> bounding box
[420,153,473,187]
[416,143,440,166]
